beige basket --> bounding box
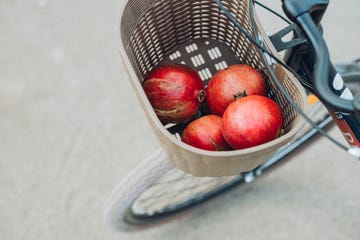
[118,0,308,177]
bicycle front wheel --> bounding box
[104,98,331,232]
[104,148,244,232]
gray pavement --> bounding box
[1,0,360,240]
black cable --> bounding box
[214,0,298,77]
[253,0,291,25]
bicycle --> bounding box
[104,0,360,232]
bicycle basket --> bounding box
[118,0,308,177]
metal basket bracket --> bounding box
[269,23,308,52]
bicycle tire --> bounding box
[104,149,173,231]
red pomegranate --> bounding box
[205,64,267,116]
[182,115,229,151]
[222,95,284,150]
[143,64,205,124]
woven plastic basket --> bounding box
[118,0,308,177]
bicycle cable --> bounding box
[214,0,360,158]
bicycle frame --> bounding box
[280,0,360,147]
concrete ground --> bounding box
[1,0,360,239]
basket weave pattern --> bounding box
[118,0,307,176]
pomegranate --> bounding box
[205,64,267,116]
[222,95,284,150]
[182,115,229,151]
[143,64,205,124]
